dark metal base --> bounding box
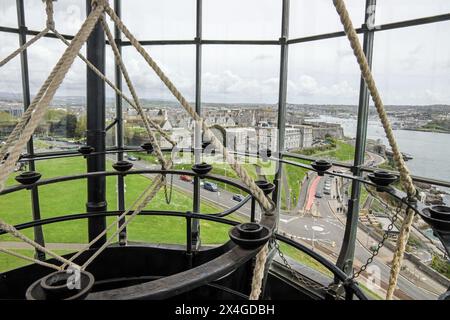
[0,243,316,300]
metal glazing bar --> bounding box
[191,0,203,250]
[113,0,126,246]
[16,0,46,261]
[336,0,377,277]
[273,0,290,211]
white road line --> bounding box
[280,217,298,223]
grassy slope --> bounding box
[0,157,230,245]
[0,156,335,278]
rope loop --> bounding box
[44,0,55,30]
[91,0,108,10]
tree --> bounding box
[65,114,78,138]
[45,109,66,121]
[0,111,15,122]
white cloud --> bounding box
[0,0,449,105]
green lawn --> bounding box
[0,157,231,245]
[0,156,335,275]
[311,140,356,162]
[282,157,310,209]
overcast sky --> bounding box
[0,0,449,105]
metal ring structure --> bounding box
[0,167,371,300]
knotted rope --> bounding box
[44,0,55,30]
[333,0,417,300]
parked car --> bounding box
[180,175,192,182]
[232,194,245,202]
[204,181,218,192]
[191,180,204,187]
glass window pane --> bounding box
[121,45,195,147]
[290,0,365,39]
[203,0,282,40]
[202,45,280,103]
[25,0,86,36]
[0,0,17,28]
[376,0,450,25]
[201,45,280,182]
[286,39,360,158]
[122,0,196,40]
[26,37,87,151]
[0,32,24,142]
[370,22,450,182]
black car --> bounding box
[232,194,245,202]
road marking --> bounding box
[280,217,298,223]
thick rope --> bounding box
[44,0,55,30]
[100,16,167,165]
[0,221,76,268]
[104,6,273,299]
[0,247,61,271]
[0,28,49,68]
[50,27,176,148]
[0,2,106,267]
[332,0,417,300]
[249,243,269,300]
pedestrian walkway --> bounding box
[305,176,321,212]
[0,241,85,251]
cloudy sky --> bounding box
[0,0,449,105]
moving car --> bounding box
[127,155,138,161]
[315,191,322,198]
[232,194,245,202]
[180,175,192,182]
[204,181,218,192]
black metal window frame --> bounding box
[1,0,449,274]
